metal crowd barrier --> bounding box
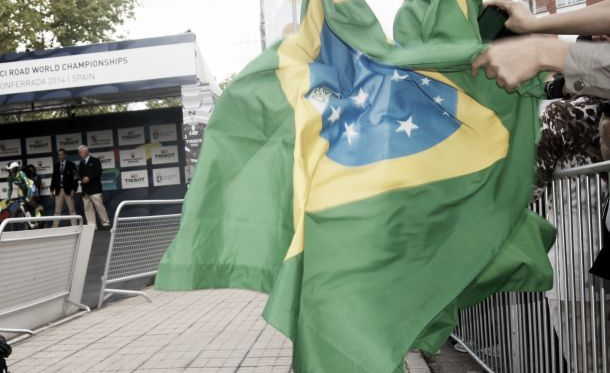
[98,199,183,308]
[0,216,90,336]
[452,161,610,373]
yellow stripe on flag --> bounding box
[276,0,327,260]
[456,0,469,19]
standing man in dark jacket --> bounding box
[77,145,110,229]
[50,148,78,227]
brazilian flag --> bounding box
[157,0,555,371]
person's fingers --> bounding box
[485,65,499,79]
[496,77,507,89]
[505,77,523,93]
[471,52,490,77]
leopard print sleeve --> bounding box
[534,96,605,200]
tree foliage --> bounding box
[0,0,137,54]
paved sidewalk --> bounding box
[7,289,430,373]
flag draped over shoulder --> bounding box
[156,0,555,372]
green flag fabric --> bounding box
[156,1,555,372]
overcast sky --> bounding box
[122,0,403,83]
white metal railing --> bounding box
[98,200,183,308]
[0,216,90,336]
[453,161,610,373]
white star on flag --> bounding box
[391,70,409,82]
[396,116,419,138]
[421,77,431,86]
[344,122,359,145]
[328,106,342,124]
[434,95,444,104]
[351,88,369,108]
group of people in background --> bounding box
[477,0,610,276]
[3,144,110,230]
[471,1,610,370]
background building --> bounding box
[527,0,600,15]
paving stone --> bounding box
[7,288,429,373]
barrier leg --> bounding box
[103,289,152,303]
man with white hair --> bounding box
[77,145,110,229]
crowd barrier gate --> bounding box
[98,200,183,308]
[0,216,90,336]
[452,162,610,373]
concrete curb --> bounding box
[405,350,432,373]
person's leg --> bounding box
[90,193,110,226]
[64,192,77,226]
[82,194,97,229]
[52,190,65,228]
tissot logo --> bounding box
[124,175,145,183]
[154,151,176,159]
[60,138,78,146]
[100,158,112,164]
[29,141,48,149]
[121,132,142,140]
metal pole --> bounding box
[576,178,589,372]
[292,0,299,32]
[554,180,565,373]
[260,0,266,51]
[595,174,608,373]
[585,175,598,373]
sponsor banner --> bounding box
[56,133,82,151]
[150,123,177,142]
[153,167,180,187]
[121,169,149,189]
[0,43,196,96]
[0,182,8,199]
[118,126,145,146]
[151,145,178,165]
[27,156,53,175]
[92,151,116,169]
[87,129,114,149]
[0,159,22,178]
[0,139,22,157]
[101,170,119,191]
[39,178,51,197]
[119,148,147,168]
[184,165,196,184]
[25,136,52,155]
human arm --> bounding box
[19,171,32,199]
[484,0,610,36]
[7,178,12,200]
[90,158,102,182]
[564,42,610,98]
[82,158,101,184]
[68,162,78,193]
[50,165,59,195]
[471,36,570,92]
